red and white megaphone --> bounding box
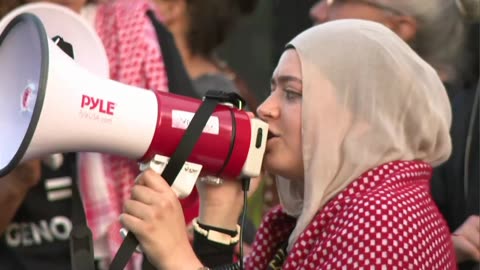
[0,3,110,171]
[0,12,268,197]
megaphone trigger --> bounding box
[121,154,203,255]
[139,154,202,199]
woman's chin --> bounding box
[262,156,280,175]
[262,152,272,167]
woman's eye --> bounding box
[284,89,302,100]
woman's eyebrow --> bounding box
[271,75,303,85]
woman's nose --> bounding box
[257,97,279,121]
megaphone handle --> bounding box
[139,154,202,198]
[109,95,221,270]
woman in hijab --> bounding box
[119,19,456,269]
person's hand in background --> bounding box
[452,215,480,263]
[2,160,42,194]
[0,159,42,234]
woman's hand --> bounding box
[196,176,246,230]
[196,175,262,230]
[452,215,480,263]
[120,170,203,270]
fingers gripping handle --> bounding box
[120,154,202,253]
[111,91,224,269]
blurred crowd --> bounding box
[0,0,478,270]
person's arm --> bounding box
[0,160,42,234]
[120,170,204,270]
[192,176,257,267]
[120,169,251,270]
[192,219,238,267]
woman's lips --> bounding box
[267,131,278,140]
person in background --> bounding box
[152,0,259,110]
[310,0,467,95]
[0,2,97,270]
[0,156,78,270]
[81,0,202,269]
[1,1,195,269]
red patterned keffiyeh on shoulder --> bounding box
[78,0,197,269]
[246,161,456,270]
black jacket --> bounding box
[431,86,479,270]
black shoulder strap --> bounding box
[70,169,95,270]
[54,37,96,270]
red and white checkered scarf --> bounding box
[245,161,456,269]
[78,1,198,269]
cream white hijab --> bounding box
[276,19,452,250]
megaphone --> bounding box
[0,3,110,171]
[0,12,268,198]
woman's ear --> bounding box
[385,15,417,43]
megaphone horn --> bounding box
[0,13,268,198]
[0,3,110,172]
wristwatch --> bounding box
[192,218,240,245]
